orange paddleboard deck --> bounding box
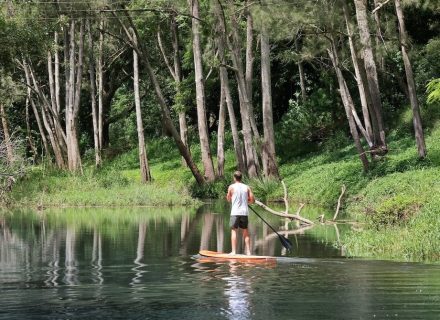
[199,250,277,263]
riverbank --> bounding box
[6,108,440,261]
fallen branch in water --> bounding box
[255,199,314,225]
[333,184,346,221]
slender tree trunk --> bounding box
[25,92,37,160]
[295,31,307,103]
[228,9,259,177]
[97,16,104,151]
[188,0,215,182]
[213,0,246,173]
[395,0,426,158]
[133,32,151,183]
[54,31,61,115]
[245,1,259,138]
[0,104,13,164]
[64,25,70,122]
[47,49,67,152]
[23,61,50,158]
[343,1,373,146]
[26,62,65,168]
[66,19,83,173]
[354,0,387,155]
[298,62,307,103]
[373,0,386,70]
[328,42,369,171]
[171,14,189,166]
[260,27,279,178]
[217,84,226,178]
[87,19,102,167]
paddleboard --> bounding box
[199,250,277,263]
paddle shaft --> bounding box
[248,205,283,237]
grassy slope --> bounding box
[270,108,440,262]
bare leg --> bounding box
[243,228,251,255]
[230,228,237,254]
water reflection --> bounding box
[0,205,439,319]
[223,263,251,320]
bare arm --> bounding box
[226,185,233,202]
[248,187,255,204]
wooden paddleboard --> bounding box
[199,250,277,263]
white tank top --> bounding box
[231,183,249,216]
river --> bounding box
[0,202,439,319]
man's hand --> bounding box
[248,187,255,204]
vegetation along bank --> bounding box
[1,1,439,262]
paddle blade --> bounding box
[278,235,293,251]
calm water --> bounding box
[1,202,439,319]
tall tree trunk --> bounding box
[328,41,369,171]
[0,104,13,164]
[354,0,387,155]
[260,27,279,178]
[171,14,189,166]
[97,16,104,151]
[87,19,102,167]
[395,0,426,158]
[188,0,216,182]
[47,49,67,152]
[343,1,373,146]
[66,19,83,173]
[373,0,386,71]
[54,31,61,115]
[133,32,152,183]
[213,0,246,173]
[217,84,226,178]
[227,8,259,177]
[295,31,308,103]
[245,1,259,138]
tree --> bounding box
[132,30,152,183]
[354,0,387,156]
[394,0,426,158]
[188,0,216,182]
[260,15,279,178]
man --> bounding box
[226,171,255,255]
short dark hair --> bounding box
[233,171,242,181]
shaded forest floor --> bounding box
[8,107,440,262]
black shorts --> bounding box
[230,216,249,229]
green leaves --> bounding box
[426,78,440,104]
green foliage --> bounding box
[366,195,421,227]
[189,179,229,199]
[426,78,440,104]
[248,177,281,202]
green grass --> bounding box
[9,165,198,207]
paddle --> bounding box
[248,205,293,251]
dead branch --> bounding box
[281,180,288,214]
[295,203,305,216]
[255,200,314,225]
[333,184,346,221]
[372,0,391,14]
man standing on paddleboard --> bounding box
[226,171,255,255]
